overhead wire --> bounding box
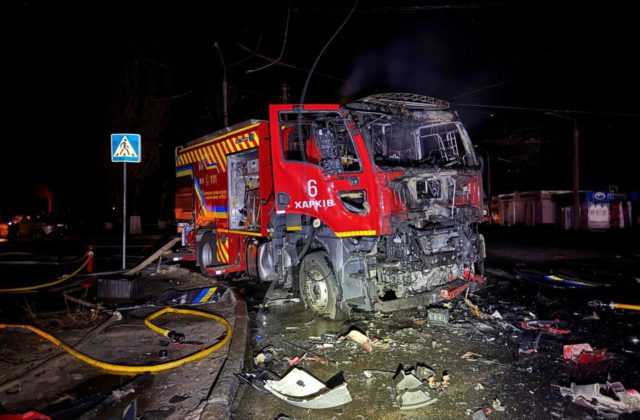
[300,0,358,105]
[452,103,640,118]
[246,0,291,73]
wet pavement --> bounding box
[231,227,640,419]
[1,226,639,419]
[0,247,242,419]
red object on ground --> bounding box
[87,248,94,273]
[563,343,611,364]
[0,411,51,420]
[440,281,468,299]
[521,319,571,335]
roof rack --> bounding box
[356,93,450,110]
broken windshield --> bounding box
[365,121,477,168]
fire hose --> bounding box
[589,300,640,312]
[0,251,93,293]
[0,307,232,375]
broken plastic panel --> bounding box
[263,368,352,409]
[392,364,444,410]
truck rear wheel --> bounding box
[299,251,344,320]
[198,232,219,274]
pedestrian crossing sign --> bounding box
[111,133,141,163]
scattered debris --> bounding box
[563,343,611,364]
[559,381,640,418]
[254,346,280,368]
[461,352,483,361]
[339,328,373,352]
[116,286,227,310]
[392,364,447,410]
[266,297,301,306]
[490,310,502,319]
[363,369,395,379]
[460,351,502,365]
[263,368,352,409]
[282,354,326,366]
[237,370,281,394]
[427,308,450,325]
[464,298,484,318]
[491,398,506,412]
[471,407,490,420]
[623,336,640,354]
[521,319,570,335]
[519,331,542,354]
[583,311,600,320]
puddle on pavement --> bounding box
[234,266,640,420]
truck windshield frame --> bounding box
[364,120,478,169]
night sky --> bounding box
[9,0,640,226]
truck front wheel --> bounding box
[299,251,344,320]
[198,232,219,274]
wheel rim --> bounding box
[201,242,214,268]
[303,267,329,312]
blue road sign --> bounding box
[111,133,141,163]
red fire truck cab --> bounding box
[175,93,485,319]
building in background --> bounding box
[494,190,637,230]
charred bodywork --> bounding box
[346,93,485,306]
[175,93,485,320]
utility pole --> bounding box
[546,112,580,230]
[572,120,580,230]
[475,146,493,223]
[214,42,228,127]
[280,81,289,104]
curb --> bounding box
[198,288,248,419]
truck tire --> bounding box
[299,251,344,320]
[198,232,219,274]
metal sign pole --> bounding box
[111,132,140,270]
[123,162,127,269]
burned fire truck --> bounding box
[175,93,485,319]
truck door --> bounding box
[268,104,379,236]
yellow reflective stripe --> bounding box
[180,122,261,153]
[200,287,217,302]
[335,230,377,237]
[217,229,263,237]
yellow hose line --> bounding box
[0,307,232,375]
[612,303,640,311]
[0,252,93,293]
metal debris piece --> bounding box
[521,319,570,335]
[623,335,640,354]
[237,370,281,394]
[492,398,506,411]
[471,408,488,420]
[519,331,542,354]
[427,308,450,325]
[392,364,445,410]
[560,381,640,417]
[264,368,352,409]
